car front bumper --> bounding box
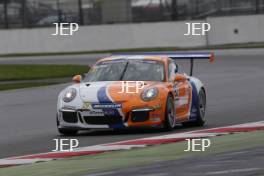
[57,104,164,130]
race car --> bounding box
[57,52,214,135]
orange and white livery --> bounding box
[56,52,214,135]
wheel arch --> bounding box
[189,77,206,120]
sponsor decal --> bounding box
[104,109,117,116]
[82,102,92,109]
[82,102,121,116]
[92,103,122,109]
[81,109,104,116]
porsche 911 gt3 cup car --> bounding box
[57,52,214,135]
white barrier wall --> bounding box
[0,21,205,54]
[207,15,264,45]
[0,14,264,55]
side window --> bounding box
[168,61,176,82]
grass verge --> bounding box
[0,64,89,91]
[0,82,59,91]
[0,42,264,58]
[0,130,263,176]
[0,64,89,81]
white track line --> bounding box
[204,168,262,175]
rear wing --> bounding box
[112,52,214,76]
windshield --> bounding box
[84,59,164,82]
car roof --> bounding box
[98,55,169,63]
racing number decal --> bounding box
[175,82,192,121]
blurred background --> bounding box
[0,1,264,168]
[0,0,264,54]
[0,0,264,28]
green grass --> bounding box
[0,131,263,176]
[0,82,59,91]
[0,42,264,57]
[0,65,89,81]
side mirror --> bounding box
[174,74,187,82]
[72,75,82,83]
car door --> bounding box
[174,77,192,122]
[168,60,192,122]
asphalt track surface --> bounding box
[85,147,264,176]
[0,49,264,158]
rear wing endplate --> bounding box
[112,52,214,76]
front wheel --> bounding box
[163,95,176,131]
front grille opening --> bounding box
[78,112,84,123]
[131,111,149,122]
[83,116,123,125]
[62,111,78,123]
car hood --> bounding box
[78,81,158,103]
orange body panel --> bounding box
[97,56,193,127]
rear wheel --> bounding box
[163,95,175,131]
[183,89,206,127]
[195,89,206,126]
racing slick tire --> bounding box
[57,115,78,136]
[195,88,206,126]
[183,89,206,127]
[163,94,176,131]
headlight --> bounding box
[63,88,77,103]
[141,87,158,101]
